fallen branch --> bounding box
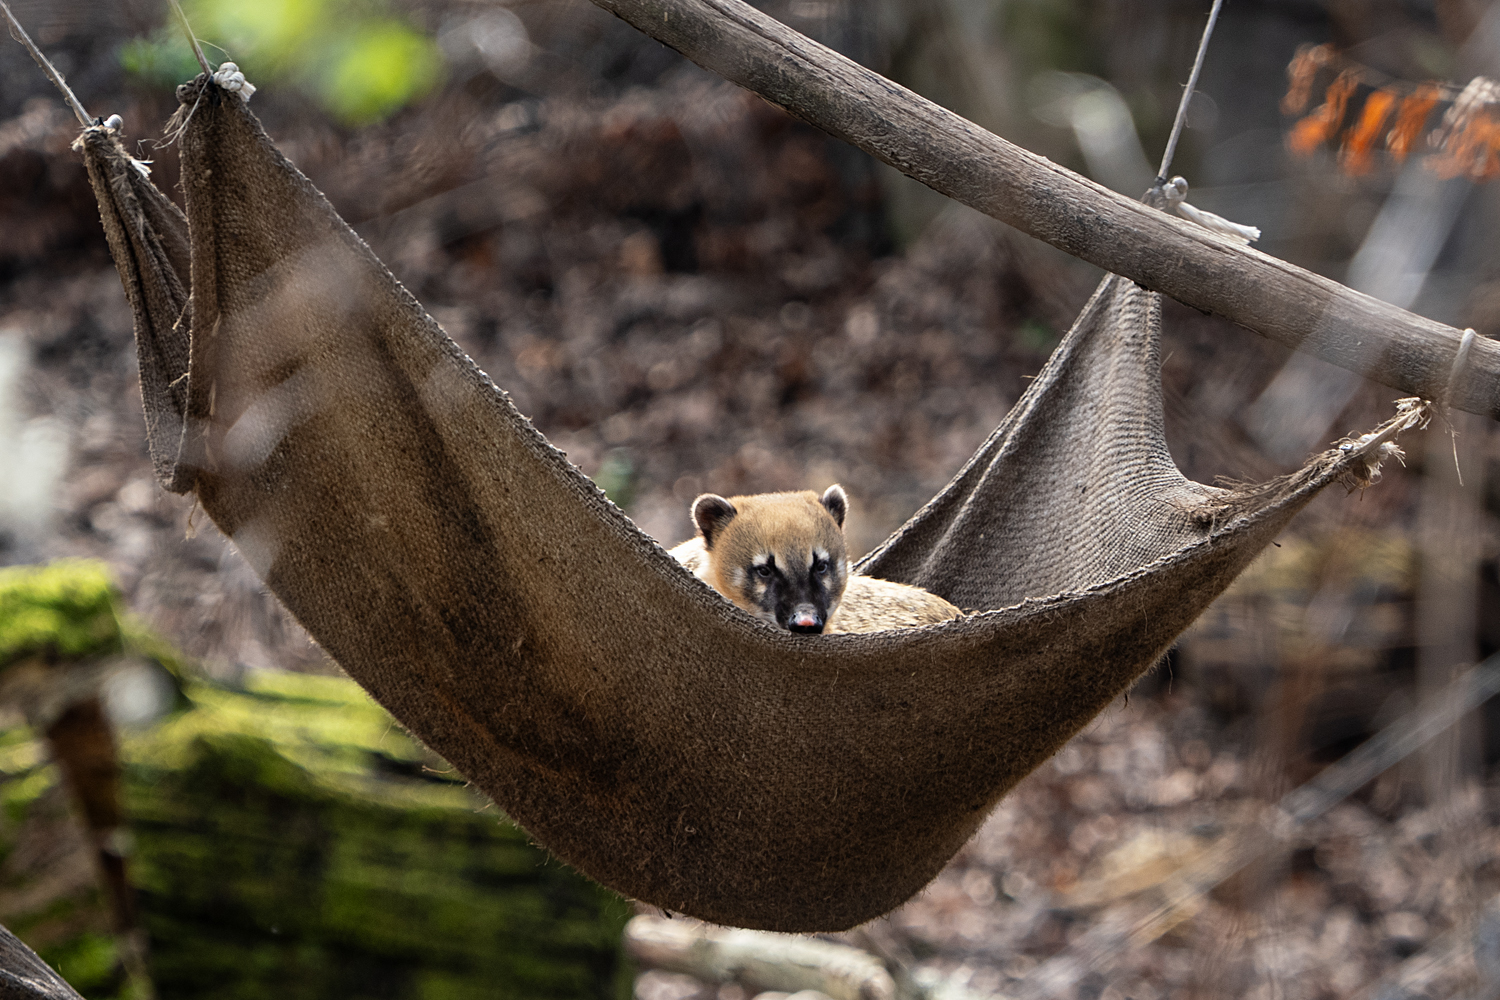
[1017,650,1500,999]
[1353,898,1498,1000]
[587,0,1499,421]
[625,915,898,1000]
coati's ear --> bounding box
[691,494,738,549]
[820,485,847,528]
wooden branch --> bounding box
[624,915,898,1000]
[1019,652,1500,998]
[588,0,1499,421]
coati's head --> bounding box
[690,485,850,635]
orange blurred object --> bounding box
[1281,43,1336,115]
[1287,69,1358,155]
[1283,46,1499,183]
[1385,84,1443,161]
[1338,88,1396,175]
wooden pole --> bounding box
[588,0,1499,420]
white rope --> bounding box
[1440,327,1477,486]
[1445,327,1477,411]
[212,61,256,101]
[1161,175,1261,243]
[164,1,255,101]
[1145,3,1261,243]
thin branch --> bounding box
[0,1,91,126]
[1353,898,1499,1000]
[587,0,1500,421]
[168,0,213,76]
[1016,650,1500,998]
[1156,0,1226,182]
[625,916,900,1000]
[1280,652,1500,822]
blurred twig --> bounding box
[625,915,899,1000]
[1156,0,1226,182]
[167,0,213,76]
[0,1,91,126]
[1017,651,1500,999]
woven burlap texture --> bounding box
[83,78,1422,931]
[76,126,194,493]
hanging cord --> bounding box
[0,1,92,127]
[168,0,213,76]
[1439,327,1477,486]
[160,0,255,146]
[1144,0,1260,242]
[1156,0,1225,183]
[167,0,254,100]
[1443,328,1477,414]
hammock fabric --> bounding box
[81,77,1423,932]
[76,126,194,493]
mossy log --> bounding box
[2,668,630,1000]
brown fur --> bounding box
[826,575,962,633]
[670,487,961,633]
[671,489,850,632]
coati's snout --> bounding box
[787,605,824,634]
[688,485,850,634]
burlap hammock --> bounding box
[78,77,1423,932]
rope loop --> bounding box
[1443,327,1477,414]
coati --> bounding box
[669,485,962,634]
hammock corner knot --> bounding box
[1161,175,1261,244]
[211,62,256,102]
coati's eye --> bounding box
[812,558,829,575]
[755,564,774,579]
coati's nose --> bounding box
[787,607,824,634]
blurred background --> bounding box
[0,0,1498,997]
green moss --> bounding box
[1,763,57,825]
[0,560,125,668]
[119,0,444,126]
[36,934,120,997]
[0,587,629,998]
[6,666,629,999]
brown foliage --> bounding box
[1283,44,1499,181]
